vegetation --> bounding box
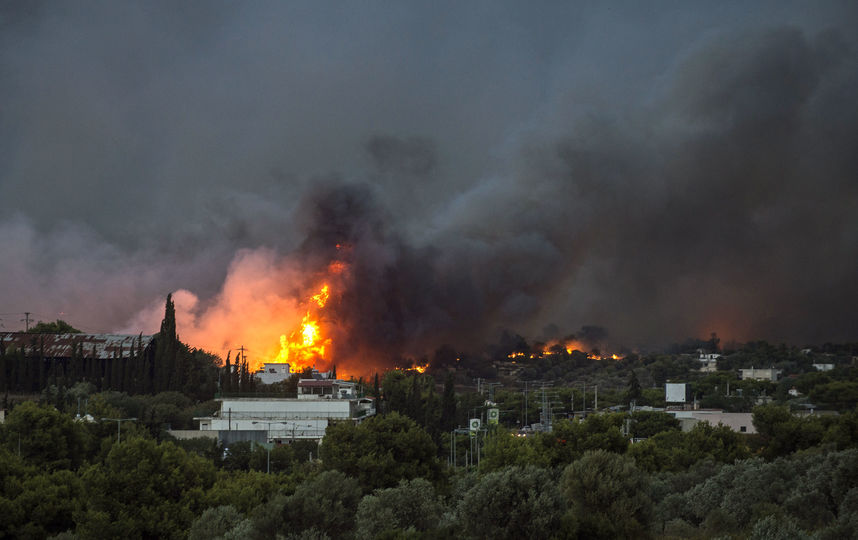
[27,319,82,334]
[3,305,858,537]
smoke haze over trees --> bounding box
[1,2,857,362]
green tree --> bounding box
[205,470,287,514]
[479,427,548,472]
[457,465,566,540]
[8,469,82,538]
[281,470,362,538]
[809,381,858,411]
[320,412,441,492]
[1,401,89,471]
[627,370,643,403]
[561,450,653,539]
[355,478,445,538]
[28,319,82,333]
[188,505,252,540]
[222,441,254,471]
[440,372,457,432]
[537,416,628,466]
[77,438,217,539]
[750,515,812,540]
[629,422,749,473]
[629,411,680,439]
[753,404,824,458]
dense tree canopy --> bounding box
[319,411,442,492]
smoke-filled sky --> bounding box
[1,1,857,363]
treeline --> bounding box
[0,295,220,401]
[0,334,152,395]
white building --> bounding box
[813,363,835,372]
[739,367,781,381]
[254,362,292,385]
[669,410,756,434]
[196,378,375,444]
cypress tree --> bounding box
[224,352,232,393]
[155,294,179,392]
[38,335,46,390]
[0,354,6,393]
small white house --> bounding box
[739,367,781,382]
[812,363,835,372]
[254,362,292,385]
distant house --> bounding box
[739,367,781,382]
[194,378,375,445]
[695,351,720,373]
[812,363,835,372]
[254,362,292,384]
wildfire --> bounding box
[505,340,625,362]
[311,285,329,308]
[414,363,429,374]
[273,283,332,372]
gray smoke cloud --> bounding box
[1,1,856,356]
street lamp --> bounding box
[101,417,137,443]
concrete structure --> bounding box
[669,410,756,434]
[665,383,690,403]
[813,363,835,372]
[254,362,292,384]
[196,378,375,444]
[739,367,781,381]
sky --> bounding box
[1,1,857,363]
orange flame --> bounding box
[273,283,332,372]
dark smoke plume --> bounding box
[1,3,856,359]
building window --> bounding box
[740,426,747,432]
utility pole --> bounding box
[21,312,32,331]
[102,417,137,443]
[539,383,553,432]
[486,382,502,402]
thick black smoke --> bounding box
[1,3,856,352]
